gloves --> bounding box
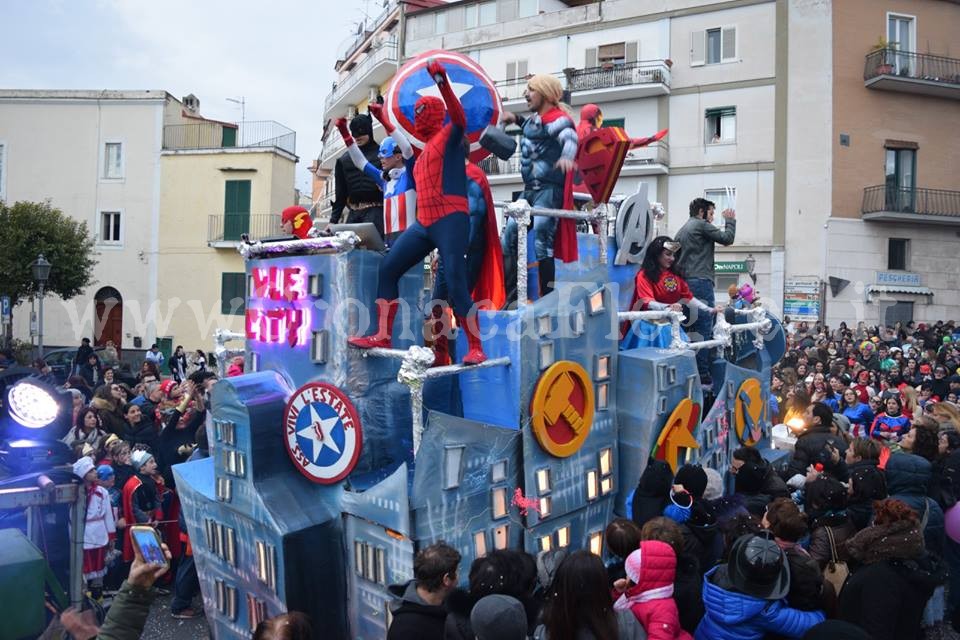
[335,117,354,146]
[426,58,447,85]
[368,103,393,133]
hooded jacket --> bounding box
[695,566,825,640]
[885,453,945,555]
[680,502,722,576]
[386,581,447,640]
[615,541,691,640]
[631,460,674,527]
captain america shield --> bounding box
[384,49,502,162]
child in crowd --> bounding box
[74,457,116,600]
[614,540,692,640]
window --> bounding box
[705,107,736,144]
[691,27,736,66]
[536,468,552,494]
[474,531,487,557]
[518,0,538,18]
[887,13,915,74]
[491,460,507,483]
[586,41,639,68]
[247,594,268,631]
[601,118,625,129]
[881,300,914,326]
[539,341,554,370]
[255,540,277,591]
[103,142,123,179]
[215,580,237,620]
[479,1,496,25]
[539,535,552,552]
[216,420,236,445]
[311,330,329,364]
[888,238,909,270]
[435,10,447,35]
[99,211,122,244]
[224,526,237,566]
[225,450,246,477]
[557,526,570,548]
[587,470,599,500]
[221,272,246,315]
[492,487,508,519]
[375,547,386,585]
[494,525,508,550]
[715,273,739,293]
[539,496,552,517]
[595,355,611,380]
[885,147,916,212]
[216,477,232,502]
[597,383,609,410]
[599,448,613,476]
[465,3,478,28]
[589,531,603,556]
[443,445,465,489]
[505,59,528,83]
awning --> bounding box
[866,284,934,296]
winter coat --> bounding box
[442,586,539,640]
[62,426,108,451]
[615,541,691,640]
[532,610,647,640]
[632,460,674,527]
[695,565,826,640]
[885,452,945,555]
[155,407,204,489]
[674,553,704,634]
[846,460,887,530]
[94,580,155,640]
[386,581,447,640]
[839,553,945,640]
[122,403,159,450]
[807,518,856,570]
[91,397,127,438]
[777,543,826,612]
[787,424,848,480]
[680,503,722,575]
[842,519,925,567]
[931,449,960,510]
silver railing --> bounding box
[617,303,772,353]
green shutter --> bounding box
[223,180,251,241]
[601,118,625,129]
[222,126,237,148]
[221,273,246,315]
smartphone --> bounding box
[129,525,168,569]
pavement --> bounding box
[140,592,210,640]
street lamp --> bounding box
[744,253,757,285]
[31,254,51,358]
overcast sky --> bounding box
[0,0,386,195]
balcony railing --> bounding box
[164,120,296,155]
[566,60,671,93]
[325,40,399,112]
[862,186,960,221]
[208,213,282,244]
[477,153,522,176]
[624,141,670,168]
[864,48,960,84]
[315,191,336,221]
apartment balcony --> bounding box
[163,120,296,156]
[208,213,282,247]
[864,49,960,100]
[564,60,671,105]
[620,141,669,176]
[324,40,399,119]
[314,191,336,223]
[319,120,385,169]
[862,186,960,225]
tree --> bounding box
[0,200,98,306]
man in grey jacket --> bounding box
[675,197,736,382]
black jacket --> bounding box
[386,581,447,640]
[680,501,722,576]
[839,554,945,640]
[155,408,205,488]
[787,424,848,480]
[675,552,705,633]
[330,142,383,223]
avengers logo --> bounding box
[284,382,362,484]
[614,186,655,266]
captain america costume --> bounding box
[348,59,488,365]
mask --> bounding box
[414,96,445,140]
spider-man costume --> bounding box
[348,60,487,365]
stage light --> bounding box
[8,381,60,429]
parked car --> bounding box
[42,347,137,387]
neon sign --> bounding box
[246,266,311,347]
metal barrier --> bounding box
[361,345,511,453]
[617,304,772,354]
[213,329,246,379]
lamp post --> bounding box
[744,253,757,285]
[31,254,51,358]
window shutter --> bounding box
[506,61,516,81]
[722,27,737,61]
[517,59,528,78]
[500,0,517,22]
[585,47,598,68]
[722,112,736,140]
[690,30,705,66]
[625,41,639,63]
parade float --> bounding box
[172,51,786,639]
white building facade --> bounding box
[0,90,170,352]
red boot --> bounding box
[458,313,487,365]
[431,305,452,367]
[348,299,399,349]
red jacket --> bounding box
[616,540,692,640]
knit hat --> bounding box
[470,594,528,640]
[349,113,373,138]
[96,464,115,481]
[131,450,154,471]
[703,467,724,501]
[159,379,178,399]
[674,464,708,499]
[73,457,95,480]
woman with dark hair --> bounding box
[804,476,856,570]
[869,396,910,442]
[90,384,128,438]
[62,407,107,450]
[641,516,704,634]
[604,518,641,586]
[840,499,945,640]
[900,417,940,463]
[193,349,207,373]
[622,236,719,349]
[533,550,644,640]
[253,612,313,640]
[169,345,187,383]
[136,361,160,385]
[66,375,94,403]
[445,548,540,639]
